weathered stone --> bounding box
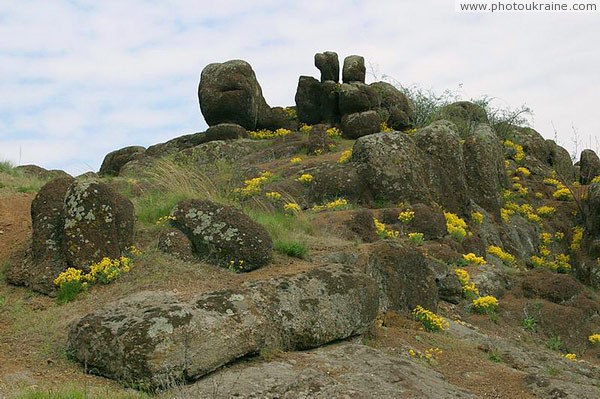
[63,180,135,269]
[346,209,378,243]
[522,268,583,304]
[342,55,365,83]
[463,123,507,213]
[546,139,576,181]
[205,123,248,141]
[99,146,146,177]
[352,132,431,204]
[338,83,378,116]
[157,227,194,262]
[198,60,270,130]
[437,271,463,304]
[14,165,71,180]
[370,81,414,131]
[341,110,381,139]
[413,120,469,212]
[408,204,447,240]
[583,182,600,259]
[295,75,322,125]
[367,241,438,312]
[171,199,272,271]
[309,162,368,205]
[306,124,334,155]
[438,101,488,137]
[67,266,379,390]
[314,51,339,82]
[580,149,600,184]
[318,80,340,124]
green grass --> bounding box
[274,240,307,259]
[546,335,564,351]
[15,386,149,399]
[0,160,17,174]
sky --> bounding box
[1,0,599,175]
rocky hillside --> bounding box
[1,52,600,398]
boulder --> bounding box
[346,209,378,243]
[407,204,447,240]
[352,132,431,204]
[63,179,135,269]
[205,123,248,141]
[306,124,334,155]
[171,199,272,271]
[583,182,600,258]
[295,75,322,125]
[342,55,366,83]
[14,165,71,180]
[341,110,381,139]
[338,83,378,116]
[370,81,413,130]
[157,227,195,262]
[98,146,146,177]
[308,162,368,204]
[508,126,550,164]
[198,60,270,130]
[546,139,576,181]
[366,241,438,312]
[580,149,600,184]
[522,268,583,304]
[463,123,507,213]
[67,266,379,390]
[318,80,341,124]
[314,51,339,82]
[438,101,488,137]
[413,120,469,212]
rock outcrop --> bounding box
[98,146,146,177]
[342,55,366,83]
[171,199,273,271]
[67,266,379,391]
[314,51,339,82]
[580,149,600,184]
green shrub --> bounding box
[546,335,564,351]
[274,240,307,259]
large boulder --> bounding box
[14,165,71,180]
[338,83,378,116]
[98,146,146,177]
[438,101,488,137]
[295,75,322,125]
[341,110,381,139]
[366,241,438,312]
[413,120,469,212]
[463,123,507,213]
[583,182,600,258]
[580,149,600,184]
[352,132,431,204]
[67,266,379,390]
[546,139,576,181]
[198,60,270,130]
[370,81,413,130]
[342,55,366,83]
[171,199,272,271]
[314,51,339,82]
[63,180,135,269]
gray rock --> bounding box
[413,120,469,213]
[157,227,194,262]
[198,60,271,130]
[342,55,366,83]
[99,146,146,177]
[170,343,476,399]
[205,123,248,141]
[338,83,378,116]
[352,132,431,204]
[67,266,379,390]
[341,110,381,139]
[463,123,507,214]
[580,149,600,184]
[295,75,322,125]
[171,199,272,271]
[438,101,488,137]
[370,81,414,130]
[546,139,576,181]
[314,51,339,82]
[366,241,438,312]
[318,80,341,124]
[583,182,600,259]
[13,165,71,180]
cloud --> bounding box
[1,0,599,173]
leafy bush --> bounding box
[546,335,564,351]
[274,240,307,259]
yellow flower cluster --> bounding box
[408,232,424,245]
[570,226,583,251]
[297,173,314,184]
[536,206,556,217]
[88,256,132,284]
[248,128,292,139]
[283,202,301,214]
[404,128,417,134]
[515,167,531,177]
[471,211,484,225]
[512,182,529,197]
[563,353,577,361]
[53,267,84,287]
[155,215,176,225]
[413,305,449,332]
[374,218,400,239]
[265,191,282,201]
[299,124,313,134]
[531,251,571,273]
[487,245,515,266]
[290,157,302,164]
[444,212,468,240]
[337,149,353,164]
[540,232,553,246]
[472,295,499,314]
[463,253,486,265]
[503,140,525,162]
[588,334,600,345]
[543,177,560,186]
[326,127,342,138]
[379,122,394,133]
[592,176,600,184]
[501,201,542,224]
[408,347,443,362]
[236,171,274,197]
[228,259,246,272]
[553,187,572,201]
[284,107,297,119]
[455,268,479,299]
[312,198,348,212]
[398,210,415,224]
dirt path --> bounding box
[0,193,32,263]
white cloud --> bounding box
[1,0,599,174]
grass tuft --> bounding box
[274,240,307,259]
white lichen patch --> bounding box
[147,317,174,338]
